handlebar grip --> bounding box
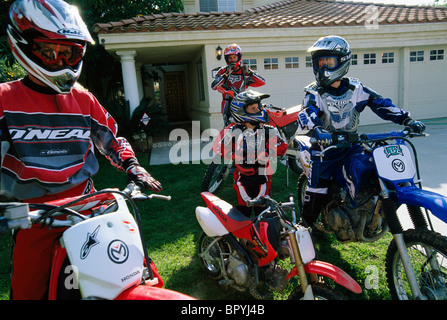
[246,198,266,207]
[149,194,171,201]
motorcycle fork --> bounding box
[379,179,426,299]
[288,230,310,293]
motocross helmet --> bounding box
[224,43,242,69]
[6,0,94,93]
[230,90,270,125]
[308,35,352,88]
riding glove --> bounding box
[126,164,163,192]
[403,118,426,134]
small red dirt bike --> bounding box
[195,192,362,299]
[0,183,195,300]
[201,104,305,193]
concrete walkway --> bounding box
[149,118,447,235]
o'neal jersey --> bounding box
[0,79,136,200]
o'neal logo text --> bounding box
[9,128,90,141]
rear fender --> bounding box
[287,260,362,294]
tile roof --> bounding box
[94,0,447,34]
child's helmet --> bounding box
[308,35,352,88]
[230,90,270,124]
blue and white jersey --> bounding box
[298,77,410,133]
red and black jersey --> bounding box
[211,66,266,113]
[0,78,136,200]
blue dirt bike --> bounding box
[296,127,447,300]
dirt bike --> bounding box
[0,183,195,300]
[195,191,362,300]
[296,127,447,300]
[201,104,305,193]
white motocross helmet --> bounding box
[6,0,94,93]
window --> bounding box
[242,58,258,71]
[264,58,279,70]
[200,0,235,12]
[364,53,376,65]
[218,0,236,11]
[285,57,299,69]
[351,54,358,66]
[200,0,217,12]
[410,51,424,62]
[305,56,312,67]
[430,49,444,61]
[382,52,394,63]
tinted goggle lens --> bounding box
[32,39,84,66]
[315,56,339,70]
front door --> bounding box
[164,71,188,121]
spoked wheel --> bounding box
[201,158,231,193]
[296,173,308,209]
[385,229,447,300]
[198,232,232,279]
[288,283,346,300]
[287,156,303,175]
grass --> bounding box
[0,152,393,300]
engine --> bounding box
[318,187,387,243]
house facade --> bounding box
[94,0,447,132]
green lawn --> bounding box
[0,153,393,300]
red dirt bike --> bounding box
[195,192,362,299]
[201,104,306,193]
[0,183,195,300]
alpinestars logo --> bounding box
[80,225,100,260]
[9,128,90,141]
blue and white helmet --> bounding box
[230,90,270,124]
[308,35,352,88]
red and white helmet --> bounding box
[6,0,94,93]
[224,43,242,68]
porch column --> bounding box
[116,50,140,114]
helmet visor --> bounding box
[32,39,85,67]
[315,56,339,70]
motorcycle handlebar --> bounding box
[0,183,171,233]
[311,127,426,152]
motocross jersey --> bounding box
[298,77,410,133]
[0,78,136,200]
[211,66,266,112]
[220,124,288,179]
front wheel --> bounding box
[288,283,345,300]
[201,159,231,193]
[296,173,308,209]
[198,232,232,280]
[287,156,303,175]
[385,229,447,300]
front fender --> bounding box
[396,185,447,223]
[115,284,196,300]
[287,260,362,294]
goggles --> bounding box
[32,39,85,67]
[314,56,339,70]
